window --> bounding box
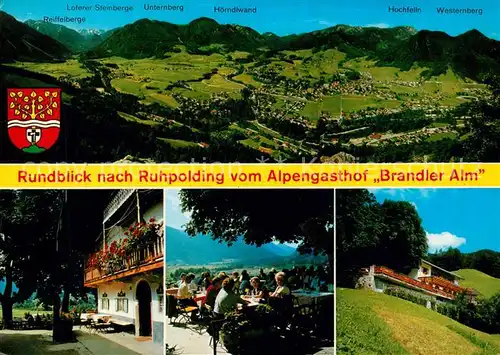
[101,298,109,310]
[422,267,429,275]
[158,295,164,313]
[116,298,128,313]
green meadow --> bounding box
[337,288,500,355]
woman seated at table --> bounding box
[214,278,249,316]
[249,277,268,301]
[178,273,186,288]
[177,274,199,321]
[270,272,290,298]
[202,276,223,310]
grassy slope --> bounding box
[455,269,500,299]
[337,288,500,355]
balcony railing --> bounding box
[103,190,135,223]
[419,276,471,295]
[374,266,455,299]
[84,232,164,285]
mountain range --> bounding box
[166,226,300,266]
[0,12,69,61]
[24,20,113,52]
[2,11,500,81]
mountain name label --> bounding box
[214,6,257,14]
[436,8,483,15]
[66,4,134,12]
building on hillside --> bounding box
[358,259,478,307]
[84,190,164,344]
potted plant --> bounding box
[220,312,250,354]
[53,312,73,343]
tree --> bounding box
[336,190,428,287]
[377,200,427,273]
[462,76,500,162]
[179,189,334,263]
[0,190,62,328]
[428,248,463,272]
[335,189,383,286]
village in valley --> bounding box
[2,1,498,165]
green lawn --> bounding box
[6,60,91,79]
[117,111,159,126]
[455,269,500,299]
[0,308,51,318]
[337,288,500,354]
[158,138,199,148]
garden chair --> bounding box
[167,295,195,324]
[175,299,198,324]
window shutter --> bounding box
[115,299,118,312]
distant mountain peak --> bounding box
[189,17,219,26]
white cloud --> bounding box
[318,20,334,26]
[426,231,466,252]
[365,23,389,28]
[165,189,191,228]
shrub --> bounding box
[383,287,428,307]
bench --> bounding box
[110,319,134,332]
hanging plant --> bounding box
[123,218,162,248]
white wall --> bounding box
[97,280,135,320]
[106,225,127,245]
[97,275,163,323]
[103,200,163,247]
[143,202,163,224]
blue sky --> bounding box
[371,189,500,253]
[165,189,192,230]
[3,0,499,38]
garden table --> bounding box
[165,287,179,295]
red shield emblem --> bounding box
[7,88,61,154]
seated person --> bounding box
[239,270,251,295]
[270,272,290,298]
[214,278,249,316]
[231,272,241,294]
[177,274,199,321]
[178,273,186,288]
[266,271,277,290]
[259,268,267,279]
[187,273,198,293]
[249,277,268,301]
[202,277,223,310]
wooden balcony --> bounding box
[419,276,471,296]
[84,233,164,288]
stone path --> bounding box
[166,323,229,355]
[0,329,161,355]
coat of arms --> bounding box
[7,88,61,154]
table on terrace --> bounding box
[166,288,179,295]
[292,290,334,305]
